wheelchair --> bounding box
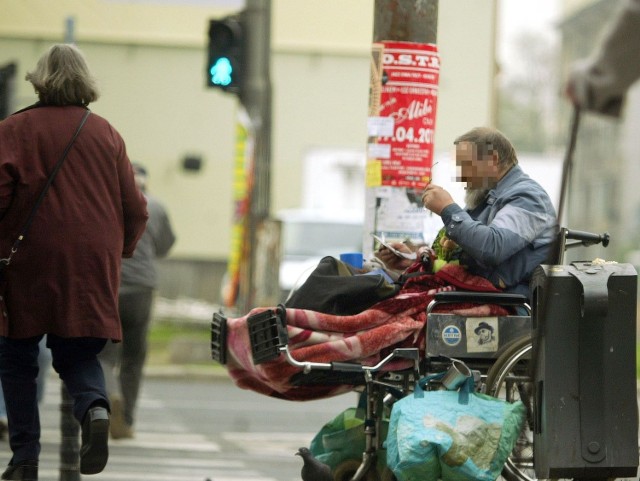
[211,227,635,481]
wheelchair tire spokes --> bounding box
[485,336,536,481]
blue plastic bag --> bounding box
[386,372,526,481]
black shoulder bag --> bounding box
[0,109,91,278]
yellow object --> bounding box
[433,259,459,273]
[366,160,382,187]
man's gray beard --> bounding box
[464,188,489,210]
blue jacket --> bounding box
[440,165,558,296]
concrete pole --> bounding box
[236,0,277,313]
[59,386,81,481]
[373,0,438,43]
[243,0,272,220]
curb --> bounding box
[144,364,232,382]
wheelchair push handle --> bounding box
[554,228,609,265]
[563,228,610,248]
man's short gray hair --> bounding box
[454,127,518,169]
[26,43,99,106]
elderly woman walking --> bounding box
[0,43,148,480]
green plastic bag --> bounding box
[386,373,526,481]
[310,407,367,468]
[310,405,390,472]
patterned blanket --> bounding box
[224,263,509,401]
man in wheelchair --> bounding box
[377,127,558,299]
[212,120,634,481]
[214,127,558,401]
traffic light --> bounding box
[206,13,245,96]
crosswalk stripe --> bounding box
[224,432,317,441]
[222,431,317,458]
[36,468,274,481]
[37,451,240,468]
[208,478,278,481]
[36,377,301,481]
[40,428,221,452]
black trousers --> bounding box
[0,334,107,463]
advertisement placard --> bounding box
[367,41,440,189]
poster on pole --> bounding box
[363,41,440,260]
[367,41,439,188]
[222,108,254,308]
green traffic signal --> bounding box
[206,14,244,95]
[210,57,233,87]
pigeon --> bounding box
[296,446,333,481]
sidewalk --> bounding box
[144,361,231,381]
[146,296,234,382]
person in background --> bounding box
[0,43,148,480]
[377,127,558,298]
[564,0,640,117]
[99,163,175,439]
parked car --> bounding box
[277,209,364,301]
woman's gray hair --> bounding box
[26,43,99,106]
[454,127,518,168]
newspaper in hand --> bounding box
[372,234,417,260]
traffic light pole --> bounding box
[236,0,277,314]
[242,0,271,221]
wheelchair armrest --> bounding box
[433,291,528,305]
[428,291,530,314]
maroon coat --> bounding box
[0,105,148,339]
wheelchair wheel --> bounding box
[379,466,397,481]
[485,335,535,481]
[332,459,379,481]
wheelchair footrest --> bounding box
[248,305,289,365]
[211,311,228,365]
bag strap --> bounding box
[415,368,474,405]
[2,109,91,265]
[416,371,446,392]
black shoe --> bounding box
[80,406,109,475]
[1,461,38,481]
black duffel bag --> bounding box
[284,256,400,315]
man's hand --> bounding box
[422,184,455,215]
[439,234,458,252]
[375,242,414,271]
[564,61,589,108]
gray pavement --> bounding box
[26,373,354,481]
[19,358,640,481]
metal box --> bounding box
[531,261,639,479]
[426,313,531,359]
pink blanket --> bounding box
[225,263,509,401]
